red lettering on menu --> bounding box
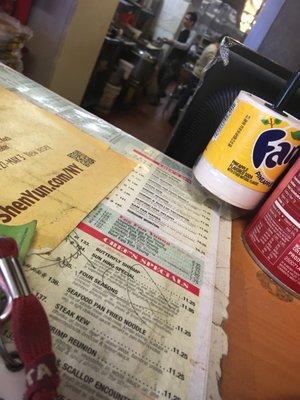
[78,222,199,296]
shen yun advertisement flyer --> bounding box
[0,86,135,251]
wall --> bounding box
[25,1,76,87]
[49,0,119,104]
[26,0,119,104]
[245,0,300,72]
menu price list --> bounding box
[20,226,201,400]
[97,151,215,259]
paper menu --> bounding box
[0,86,135,252]
[26,228,204,400]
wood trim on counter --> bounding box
[221,219,300,400]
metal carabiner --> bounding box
[0,277,23,372]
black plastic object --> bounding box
[165,39,300,168]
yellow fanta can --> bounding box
[193,91,300,209]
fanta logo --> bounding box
[253,129,298,169]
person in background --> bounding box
[168,35,225,126]
[150,11,198,105]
